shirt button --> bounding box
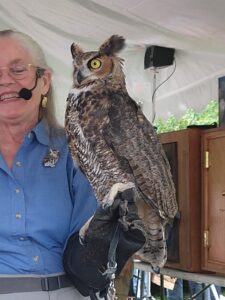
[33,256,39,262]
[16,161,22,167]
[19,237,26,241]
[15,188,20,194]
[15,213,22,219]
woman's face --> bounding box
[0,36,51,125]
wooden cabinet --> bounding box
[159,129,202,272]
[202,127,225,274]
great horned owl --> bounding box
[65,35,178,269]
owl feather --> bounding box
[65,35,178,269]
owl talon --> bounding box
[79,236,86,246]
[79,216,93,242]
[101,202,110,210]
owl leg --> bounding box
[102,182,135,208]
[79,183,135,241]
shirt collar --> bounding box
[30,120,50,146]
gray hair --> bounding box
[0,29,63,134]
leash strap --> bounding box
[103,223,120,279]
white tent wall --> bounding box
[1,0,225,124]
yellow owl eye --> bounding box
[89,58,102,69]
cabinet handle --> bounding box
[205,151,209,169]
[204,230,209,248]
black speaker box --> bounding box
[144,45,175,69]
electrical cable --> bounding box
[152,60,177,123]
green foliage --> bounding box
[154,100,218,133]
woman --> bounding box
[0,29,98,299]
[0,29,145,300]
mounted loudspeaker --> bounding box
[144,45,175,69]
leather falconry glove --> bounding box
[63,188,146,299]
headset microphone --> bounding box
[18,68,45,100]
[19,87,34,100]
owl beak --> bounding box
[77,70,84,84]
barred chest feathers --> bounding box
[66,86,128,201]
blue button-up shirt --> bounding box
[0,121,97,274]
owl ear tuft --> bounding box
[99,35,125,56]
[71,43,83,59]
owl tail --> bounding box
[136,205,167,271]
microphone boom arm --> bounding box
[18,67,45,100]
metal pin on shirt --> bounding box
[43,148,60,168]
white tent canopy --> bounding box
[1,0,225,123]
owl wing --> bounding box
[102,91,177,221]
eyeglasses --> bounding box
[0,63,45,80]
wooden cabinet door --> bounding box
[159,129,202,272]
[202,129,225,274]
